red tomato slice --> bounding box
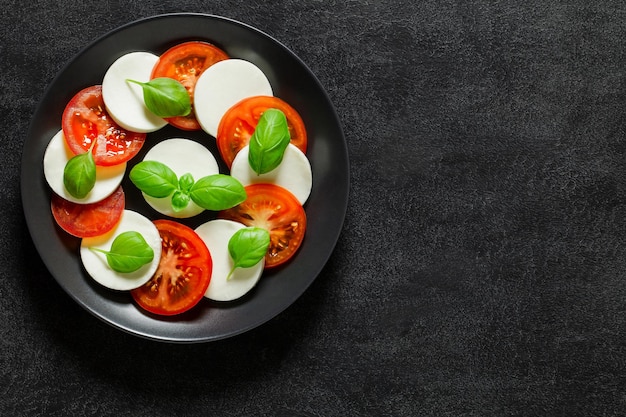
[219,183,307,268]
[131,220,212,316]
[217,96,308,168]
[61,85,146,166]
[151,41,229,131]
[50,186,125,238]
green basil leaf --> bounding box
[248,108,291,175]
[90,231,154,273]
[171,190,190,212]
[129,160,179,198]
[127,77,191,118]
[178,172,195,192]
[189,174,246,211]
[63,146,96,199]
[227,227,270,280]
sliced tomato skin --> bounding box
[151,41,229,131]
[50,186,125,238]
[217,96,308,168]
[219,183,306,268]
[61,85,146,166]
[131,220,212,316]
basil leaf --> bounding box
[227,227,270,280]
[189,174,246,210]
[63,146,96,199]
[171,190,190,212]
[129,160,179,198]
[127,77,191,118]
[248,108,291,175]
[178,172,195,192]
[90,231,154,273]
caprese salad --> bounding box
[42,40,313,317]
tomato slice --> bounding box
[61,85,146,166]
[219,184,306,268]
[217,96,308,168]
[50,186,125,238]
[151,41,229,131]
[131,220,212,316]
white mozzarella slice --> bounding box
[230,143,312,205]
[141,138,220,218]
[43,130,126,204]
[80,210,162,291]
[194,59,273,137]
[102,51,167,133]
[195,219,264,301]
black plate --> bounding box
[21,13,349,343]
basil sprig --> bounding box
[248,108,291,175]
[130,161,246,212]
[90,231,155,273]
[127,77,191,118]
[227,227,270,280]
[63,141,96,199]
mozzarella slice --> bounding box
[230,143,312,205]
[43,130,126,204]
[102,51,168,133]
[194,59,273,137]
[140,138,220,218]
[195,219,264,301]
[80,210,162,291]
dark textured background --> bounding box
[2,1,626,416]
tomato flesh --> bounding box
[151,41,229,130]
[217,96,308,168]
[219,184,306,268]
[131,220,212,316]
[50,186,125,238]
[61,85,146,166]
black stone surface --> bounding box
[2,1,626,416]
